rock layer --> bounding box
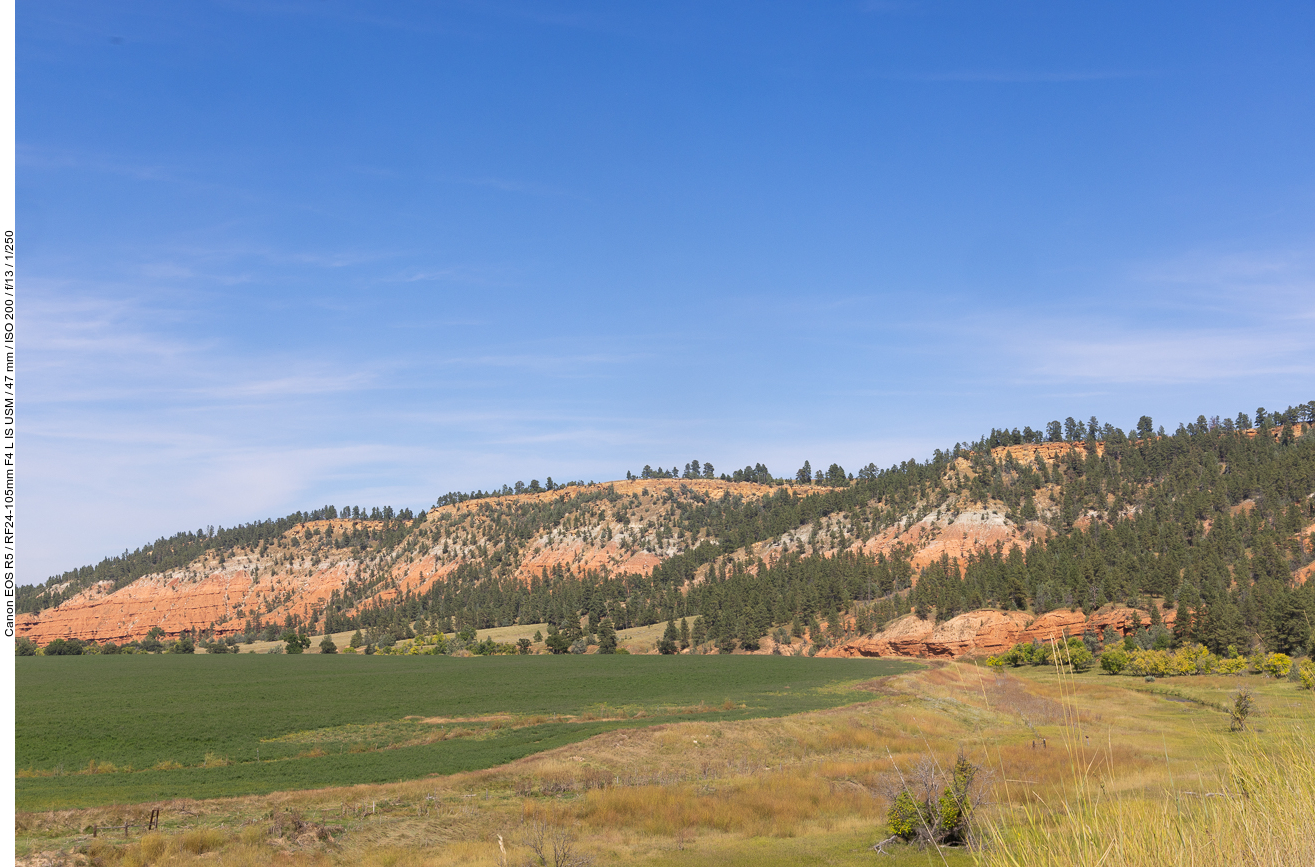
[821,604,1177,660]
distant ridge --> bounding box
[18,405,1315,660]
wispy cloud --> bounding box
[383,264,519,286]
[885,70,1154,83]
[1003,243,1315,384]
[433,173,589,201]
[1029,330,1312,384]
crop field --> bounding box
[16,654,918,810]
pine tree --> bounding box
[658,619,679,654]
[1171,606,1193,648]
[691,617,707,649]
[596,619,617,654]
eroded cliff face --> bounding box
[19,473,1059,646]
[820,604,1177,659]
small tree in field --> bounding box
[876,751,985,853]
[283,630,311,654]
[319,635,338,654]
[545,625,572,655]
[1229,689,1255,732]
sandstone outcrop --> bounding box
[821,604,1177,660]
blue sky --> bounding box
[19,1,1315,584]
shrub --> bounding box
[43,638,83,656]
[1296,659,1315,690]
[15,638,37,656]
[988,641,1049,668]
[1100,648,1129,674]
[1258,653,1292,679]
[881,752,983,850]
[1102,643,1255,678]
[990,637,1094,671]
[1229,689,1255,732]
[1215,655,1248,674]
[1066,644,1094,672]
[319,635,338,654]
[887,790,922,840]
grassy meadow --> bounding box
[16,653,916,809]
[15,655,1315,867]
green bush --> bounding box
[885,752,981,848]
[43,638,83,656]
[1066,644,1094,672]
[988,637,1093,671]
[887,790,923,840]
[1100,647,1129,674]
[987,641,1049,668]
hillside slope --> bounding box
[18,416,1315,658]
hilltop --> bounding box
[17,408,1315,660]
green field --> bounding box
[16,654,917,809]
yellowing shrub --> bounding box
[1259,652,1293,678]
[1297,659,1315,690]
[1215,655,1248,674]
[1110,644,1252,678]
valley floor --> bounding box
[16,657,1315,867]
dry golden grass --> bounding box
[560,771,884,838]
[977,697,1315,866]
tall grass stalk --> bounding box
[976,638,1315,867]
